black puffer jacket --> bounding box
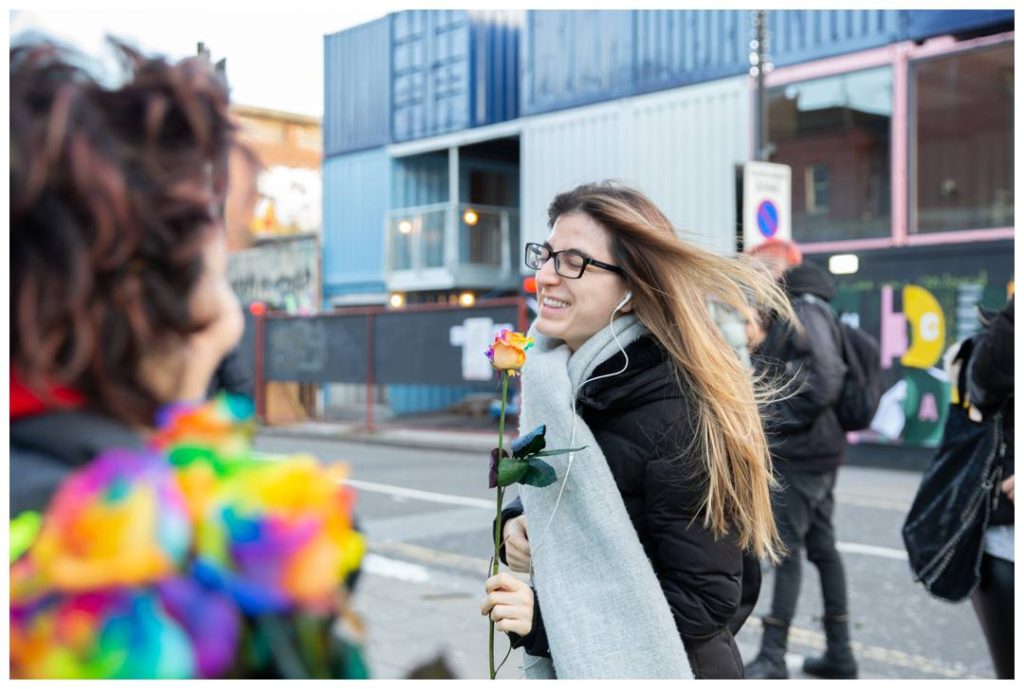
[501,334,747,679]
[10,409,145,517]
[752,262,847,474]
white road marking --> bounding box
[837,541,908,561]
[342,478,493,510]
[344,478,910,562]
[361,553,432,584]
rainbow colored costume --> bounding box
[10,395,367,679]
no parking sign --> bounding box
[743,161,791,251]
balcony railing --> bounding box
[384,202,518,291]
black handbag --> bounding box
[901,339,1006,603]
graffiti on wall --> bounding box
[250,166,322,237]
[832,264,1013,449]
[228,236,320,314]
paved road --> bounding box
[254,432,997,680]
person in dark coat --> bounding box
[480,182,796,678]
[744,259,858,679]
[966,296,1014,679]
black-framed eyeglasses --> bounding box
[524,242,625,279]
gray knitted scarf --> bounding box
[516,315,692,679]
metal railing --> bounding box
[384,202,518,289]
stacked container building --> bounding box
[321,9,1013,462]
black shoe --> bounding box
[743,617,790,679]
[802,654,857,679]
[744,654,789,679]
[802,614,858,679]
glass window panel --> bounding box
[767,67,893,242]
[912,44,1013,234]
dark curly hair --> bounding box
[11,39,252,426]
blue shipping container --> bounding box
[324,17,392,156]
[904,10,1013,42]
[525,10,977,116]
[768,10,903,68]
[523,10,634,116]
[391,9,521,143]
[322,149,391,301]
[633,10,748,96]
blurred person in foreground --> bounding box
[967,297,1014,679]
[743,240,859,679]
[10,39,366,678]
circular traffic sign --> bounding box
[756,200,779,238]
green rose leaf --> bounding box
[521,457,558,488]
[497,457,530,488]
[511,425,547,459]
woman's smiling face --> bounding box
[534,212,630,352]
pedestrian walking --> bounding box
[744,257,858,679]
[480,181,796,678]
[966,297,1014,679]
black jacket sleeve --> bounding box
[507,588,551,658]
[968,297,1014,415]
[761,300,846,433]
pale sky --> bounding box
[9,7,392,118]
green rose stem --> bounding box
[489,370,510,680]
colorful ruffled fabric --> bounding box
[10,394,367,679]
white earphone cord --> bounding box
[527,293,632,576]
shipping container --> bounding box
[904,10,1013,43]
[322,148,391,301]
[391,9,522,143]
[522,10,634,116]
[768,10,903,68]
[324,17,392,156]
[633,10,748,96]
[521,75,750,259]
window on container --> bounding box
[911,43,1013,234]
[767,66,892,242]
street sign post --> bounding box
[742,161,792,251]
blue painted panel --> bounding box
[322,149,390,297]
[769,10,903,67]
[522,10,634,116]
[904,10,1013,42]
[633,10,748,96]
[387,384,486,415]
[391,10,522,143]
[392,153,449,209]
[324,17,391,156]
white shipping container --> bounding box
[521,75,749,262]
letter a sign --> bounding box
[743,161,792,251]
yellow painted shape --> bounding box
[900,285,945,370]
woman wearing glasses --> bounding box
[481,182,793,678]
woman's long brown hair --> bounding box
[549,181,797,563]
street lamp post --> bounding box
[750,11,773,162]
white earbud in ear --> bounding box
[615,290,633,312]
